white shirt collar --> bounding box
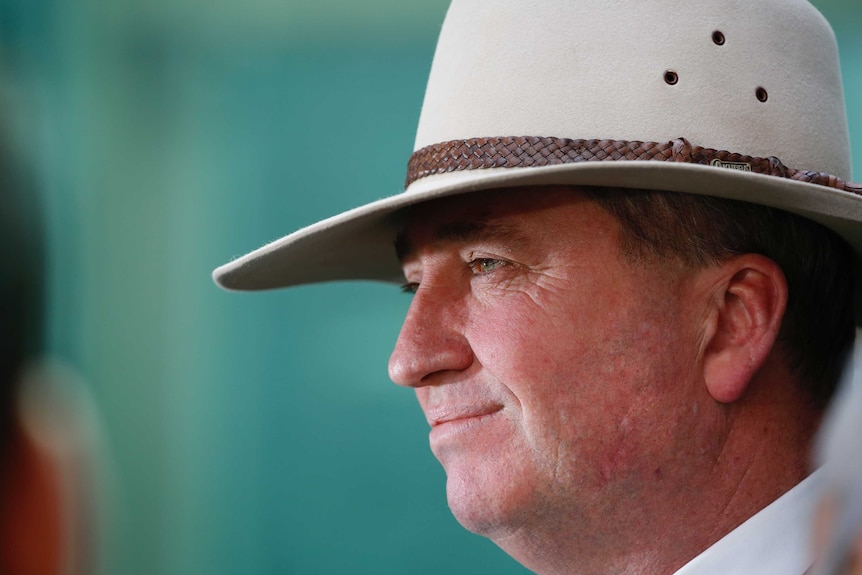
[673,471,822,575]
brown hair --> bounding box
[583,186,856,407]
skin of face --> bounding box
[388,186,740,570]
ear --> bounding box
[701,254,788,403]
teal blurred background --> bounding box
[0,1,859,574]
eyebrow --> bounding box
[394,220,527,262]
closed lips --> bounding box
[427,404,504,427]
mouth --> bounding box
[426,404,504,430]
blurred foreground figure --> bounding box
[814,365,862,575]
[0,107,105,574]
[215,1,861,574]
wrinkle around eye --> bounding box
[473,265,569,308]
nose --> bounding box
[388,283,473,388]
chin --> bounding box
[444,465,538,538]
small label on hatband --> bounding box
[710,159,752,172]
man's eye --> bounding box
[401,282,419,294]
[469,258,506,274]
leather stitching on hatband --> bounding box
[405,137,862,195]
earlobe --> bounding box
[702,255,788,403]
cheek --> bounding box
[469,286,697,466]
[469,283,665,394]
[463,292,616,450]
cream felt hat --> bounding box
[213,0,861,291]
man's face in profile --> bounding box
[389,187,729,553]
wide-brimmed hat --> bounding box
[213,0,861,291]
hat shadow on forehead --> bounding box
[213,0,861,305]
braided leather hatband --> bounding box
[405,137,862,195]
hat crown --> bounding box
[415,0,851,179]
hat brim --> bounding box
[213,161,862,291]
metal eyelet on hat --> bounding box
[664,70,679,85]
[712,31,726,45]
[756,87,769,102]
